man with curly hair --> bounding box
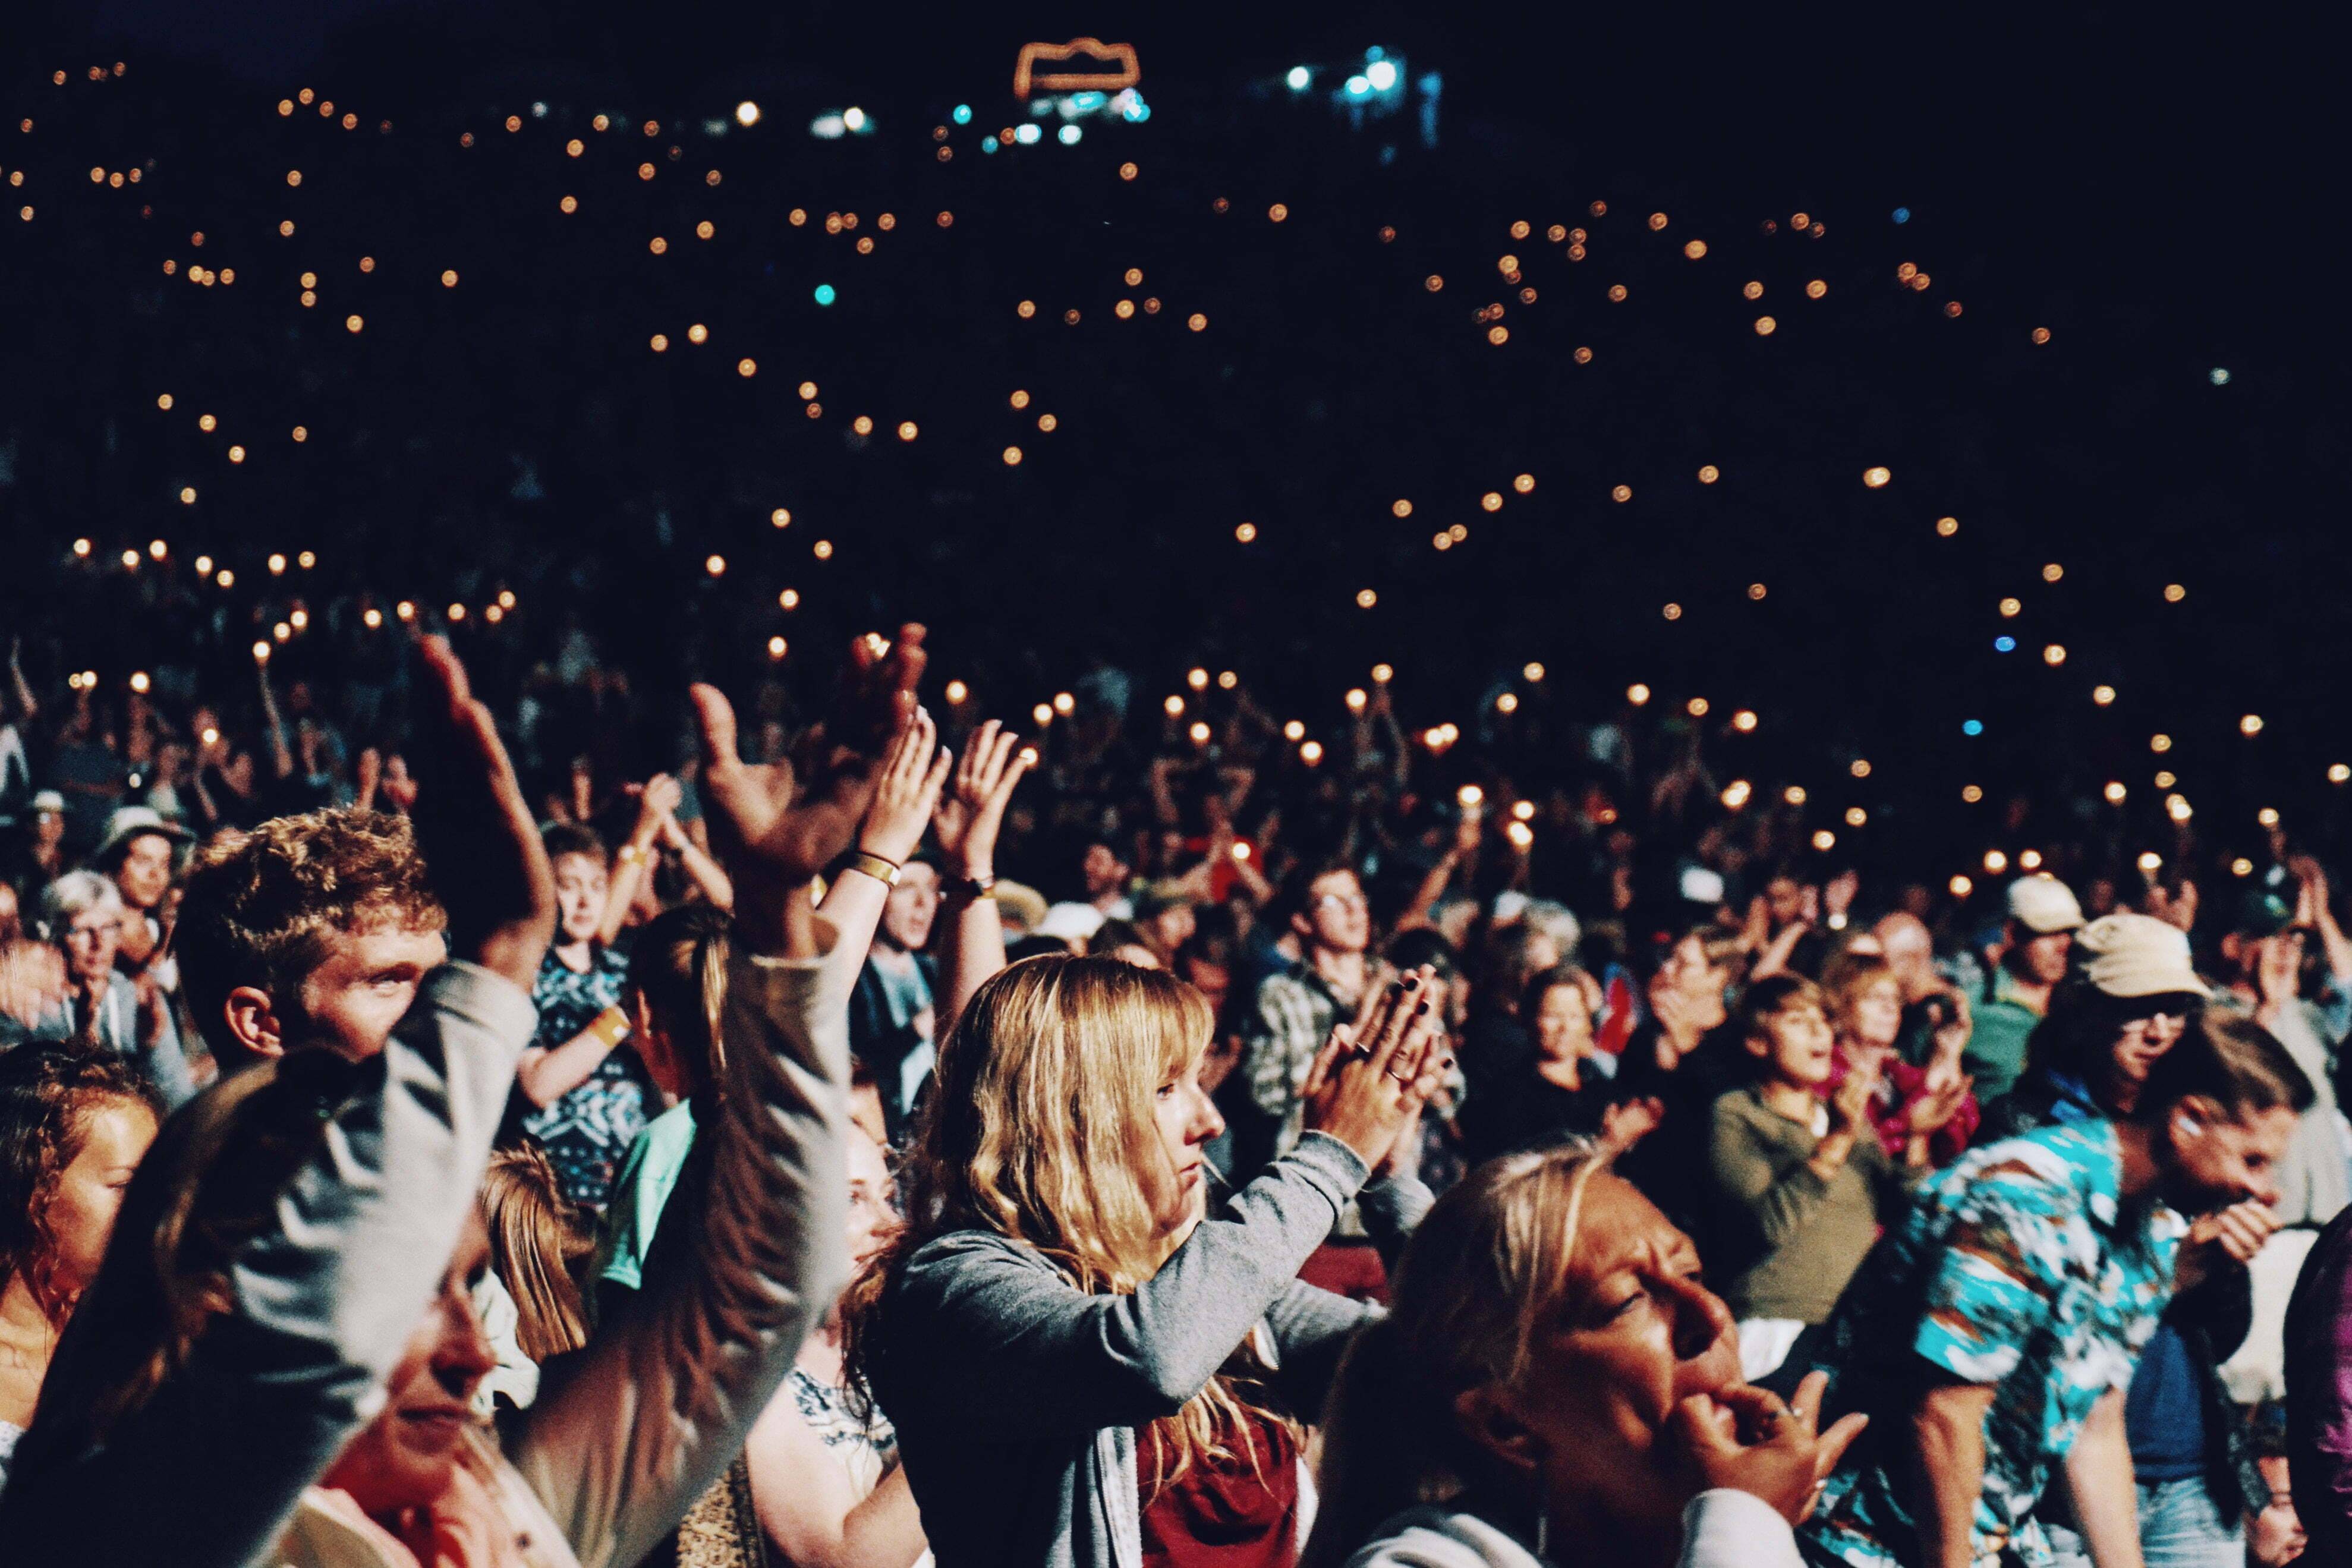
[172,808,449,1069]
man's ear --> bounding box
[2170,1093,2227,1152]
[1742,1029,1771,1060]
[223,985,286,1059]
[1453,1385,1545,1480]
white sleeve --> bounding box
[1677,1490,1802,1568]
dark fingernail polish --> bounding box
[1415,1002,1430,1016]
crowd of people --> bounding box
[2,610,2351,1568]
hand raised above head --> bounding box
[407,636,556,991]
[931,716,1032,878]
[690,625,928,951]
[858,707,952,866]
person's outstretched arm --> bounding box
[876,983,1447,1438]
[0,635,554,1568]
[514,629,921,1568]
[930,716,1028,1036]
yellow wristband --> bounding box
[846,851,902,887]
[587,1005,631,1050]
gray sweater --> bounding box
[871,1132,1430,1568]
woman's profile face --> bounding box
[40,1099,159,1300]
[322,1214,498,1519]
[1466,1176,1740,1537]
[1144,1051,1224,1242]
[844,1123,897,1270]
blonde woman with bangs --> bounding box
[855,953,1449,1568]
[1302,1144,1868,1568]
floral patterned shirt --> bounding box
[519,942,656,1211]
[1801,1119,2183,1568]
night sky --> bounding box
[6,2,2349,882]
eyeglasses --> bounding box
[1318,890,1368,912]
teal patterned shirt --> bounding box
[1800,1119,2183,1568]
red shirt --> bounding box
[1825,1046,1981,1166]
[1138,1410,1301,1568]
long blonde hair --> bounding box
[479,1145,592,1362]
[847,953,1279,1491]
[1301,1142,1614,1568]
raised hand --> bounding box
[1830,1066,1876,1133]
[381,753,419,813]
[1824,869,1860,922]
[1670,1371,1868,1525]
[405,637,556,991]
[1601,1095,1665,1153]
[1906,1071,1973,1135]
[1928,987,1973,1067]
[858,707,953,865]
[689,625,927,950]
[931,716,1032,879]
[1298,966,1447,1167]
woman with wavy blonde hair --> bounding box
[852,952,1447,1568]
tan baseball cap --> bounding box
[2007,875,2085,934]
[2074,912,2209,1000]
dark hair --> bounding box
[2139,1011,2315,1121]
[1521,964,1594,1024]
[0,1050,163,1325]
[1088,918,1153,958]
[1652,921,1746,982]
[2024,980,2208,1087]
[541,821,609,865]
[1737,974,1827,1040]
[1479,922,1553,1010]
[1387,927,1460,981]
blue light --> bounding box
[1345,74,1372,96]
[1994,635,2016,653]
[1057,123,1082,146]
[1071,91,1106,111]
[1014,123,1041,145]
[1121,95,1150,123]
[981,136,998,153]
[952,104,972,125]
[2210,367,2231,386]
[813,284,836,306]
[1963,719,1984,736]
[1892,206,1911,223]
[1286,65,1311,91]
[1366,46,1386,61]
[1365,60,1399,91]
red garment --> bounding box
[1138,1410,1301,1568]
[1825,1047,1981,1165]
[1297,1239,1387,1303]
[1594,969,1639,1057]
